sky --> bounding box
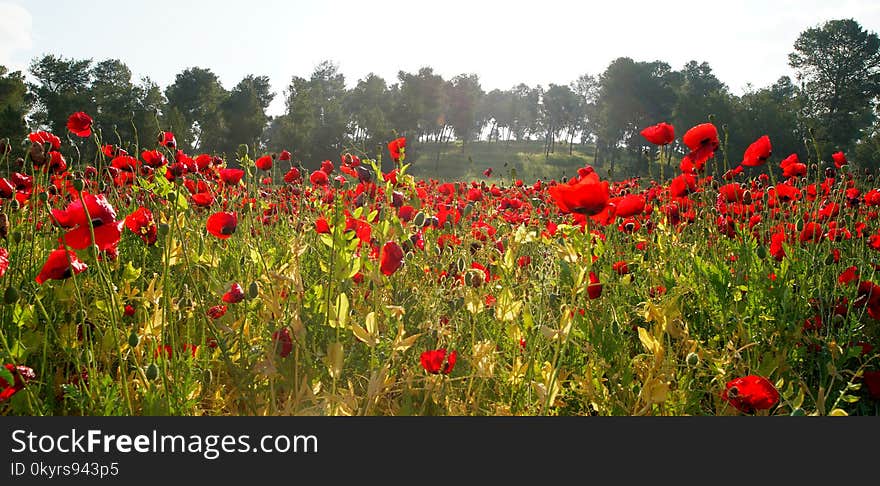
[2,0,880,117]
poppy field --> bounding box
[1,112,880,416]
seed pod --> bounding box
[686,352,700,367]
[146,363,159,381]
[128,331,139,348]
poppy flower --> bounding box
[61,220,124,252]
[141,150,166,168]
[206,212,238,239]
[832,151,847,169]
[780,154,806,178]
[548,172,610,216]
[741,135,772,167]
[219,168,245,185]
[587,271,602,299]
[681,123,719,170]
[380,241,405,276]
[272,328,293,358]
[640,122,675,145]
[0,364,36,402]
[284,167,301,184]
[191,192,215,208]
[613,261,630,275]
[47,151,67,173]
[28,131,61,150]
[315,217,331,234]
[222,283,245,303]
[255,155,273,171]
[420,348,456,374]
[0,248,8,279]
[310,170,329,186]
[721,375,779,414]
[51,193,117,229]
[158,131,176,148]
[36,248,87,284]
[388,137,406,162]
[839,266,859,286]
[613,194,646,218]
[320,160,334,174]
[66,112,93,137]
[125,207,158,245]
[207,305,228,319]
[483,167,493,177]
[279,150,291,161]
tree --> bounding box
[165,67,228,153]
[594,57,676,173]
[344,73,394,152]
[219,75,274,154]
[789,18,880,158]
[446,73,484,147]
[269,61,347,165]
[0,66,30,145]
[540,84,580,156]
[28,55,94,136]
[90,59,140,146]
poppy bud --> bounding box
[72,179,85,191]
[38,191,48,202]
[248,281,259,299]
[456,257,466,273]
[790,407,806,416]
[202,369,213,387]
[146,363,158,381]
[128,331,139,348]
[9,200,19,211]
[686,352,700,367]
[756,245,767,260]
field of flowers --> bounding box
[0,112,879,416]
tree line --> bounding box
[1,18,878,177]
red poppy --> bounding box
[279,150,291,161]
[255,155,273,171]
[613,194,646,218]
[310,170,329,186]
[0,248,8,279]
[613,261,630,275]
[483,167,493,177]
[191,192,215,208]
[155,344,199,359]
[207,305,227,319]
[222,283,245,304]
[388,137,406,162]
[0,364,35,402]
[51,193,117,229]
[47,151,67,173]
[141,150,166,168]
[721,375,779,413]
[320,160,334,174]
[839,266,858,286]
[29,131,62,150]
[206,212,238,239]
[125,207,158,245]
[682,123,719,152]
[61,220,124,252]
[741,135,772,167]
[66,112,93,137]
[832,151,847,169]
[420,348,456,374]
[548,172,610,216]
[587,271,602,299]
[36,248,87,284]
[272,328,293,358]
[640,122,675,145]
[780,154,806,178]
[284,167,301,184]
[219,168,245,185]
[315,217,331,234]
[380,241,405,276]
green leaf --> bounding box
[0,366,14,386]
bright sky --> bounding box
[2,0,880,117]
